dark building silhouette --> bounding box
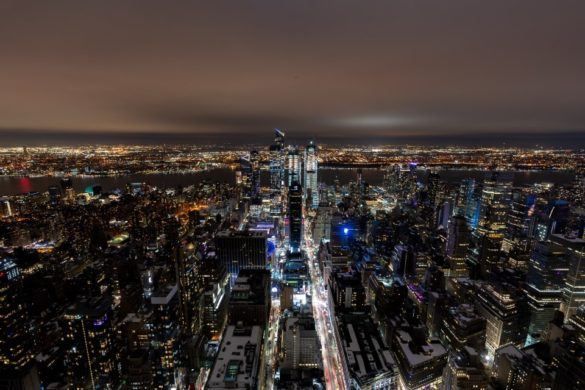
[288,182,303,253]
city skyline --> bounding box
[2,2,585,389]
[1,129,584,389]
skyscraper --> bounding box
[0,258,33,370]
[460,178,480,230]
[215,230,268,283]
[269,129,285,192]
[443,347,488,390]
[149,284,181,387]
[281,315,321,370]
[63,297,116,388]
[439,304,486,352]
[250,149,260,198]
[0,197,12,217]
[288,182,303,253]
[471,172,513,277]
[426,171,441,225]
[200,260,230,340]
[525,238,568,345]
[558,234,585,319]
[286,147,302,187]
[304,140,319,209]
[503,189,535,255]
[228,269,271,327]
[446,215,471,278]
[475,283,528,354]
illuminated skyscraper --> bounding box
[281,316,321,370]
[200,260,230,340]
[475,283,528,354]
[148,285,181,387]
[443,347,488,390]
[558,234,585,319]
[446,215,471,278]
[524,238,568,345]
[503,189,536,255]
[469,172,512,277]
[238,156,253,198]
[63,297,116,388]
[288,182,303,253]
[0,258,33,369]
[439,304,486,352]
[532,200,571,242]
[269,129,285,192]
[459,178,481,229]
[573,172,585,207]
[286,147,302,187]
[0,197,12,218]
[250,150,260,198]
[304,140,319,209]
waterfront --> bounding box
[0,167,575,196]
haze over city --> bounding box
[1,1,585,146]
[1,2,585,390]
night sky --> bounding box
[1,1,584,146]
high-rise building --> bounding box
[475,283,529,354]
[551,338,585,389]
[573,172,585,208]
[48,185,61,206]
[215,230,267,283]
[281,315,321,370]
[442,347,488,390]
[329,270,367,312]
[427,172,440,209]
[269,129,285,192]
[392,327,448,390]
[469,172,512,277]
[63,297,116,388]
[426,171,441,225]
[288,182,303,253]
[238,156,253,198]
[0,197,12,218]
[439,304,486,352]
[532,200,571,242]
[0,258,33,370]
[568,305,585,343]
[304,140,319,209]
[174,242,203,338]
[446,215,471,278]
[558,234,585,319]
[338,314,398,389]
[459,178,481,229]
[525,238,568,345]
[492,344,553,389]
[228,269,271,327]
[200,260,230,340]
[286,147,302,187]
[125,351,154,389]
[250,149,260,198]
[149,285,181,387]
[503,189,536,255]
[312,207,332,244]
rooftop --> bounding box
[207,325,262,389]
[395,329,447,368]
[338,314,396,385]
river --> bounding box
[0,168,575,196]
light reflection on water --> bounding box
[0,168,574,196]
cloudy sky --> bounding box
[1,1,584,145]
